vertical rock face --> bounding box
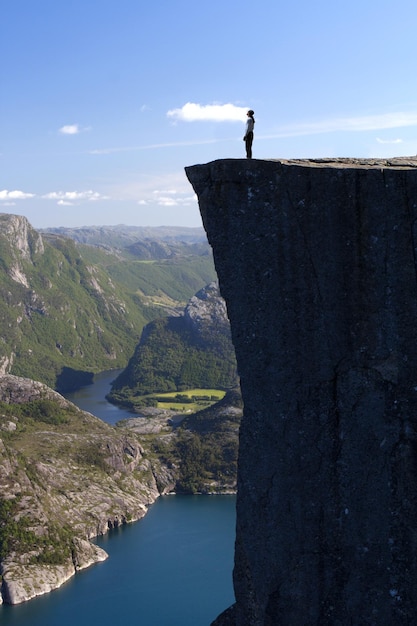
[0,213,45,260]
[186,158,417,625]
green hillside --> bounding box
[0,215,216,390]
[104,255,216,302]
[108,284,238,409]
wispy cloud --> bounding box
[0,189,35,201]
[376,137,403,144]
[89,138,220,155]
[42,190,108,205]
[167,102,248,122]
[91,109,417,157]
[265,111,417,139]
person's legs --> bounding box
[245,132,253,158]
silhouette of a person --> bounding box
[243,110,255,158]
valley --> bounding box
[0,216,216,390]
[0,215,241,605]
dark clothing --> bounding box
[245,131,254,159]
[244,114,255,158]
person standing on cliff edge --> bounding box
[243,110,255,158]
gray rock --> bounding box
[0,419,17,432]
[184,282,229,335]
[0,373,70,406]
[71,537,108,571]
[1,561,75,605]
[0,374,175,605]
[186,158,417,625]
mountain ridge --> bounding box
[109,282,238,405]
[0,214,216,390]
[41,224,207,249]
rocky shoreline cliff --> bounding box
[0,369,240,606]
[186,158,417,625]
[0,374,176,605]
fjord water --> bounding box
[0,371,236,626]
[1,496,236,626]
[64,368,136,424]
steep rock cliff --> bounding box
[186,158,417,625]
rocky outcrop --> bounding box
[184,282,230,336]
[0,354,14,376]
[1,537,107,604]
[0,213,44,261]
[186,158,417,625]
[0,374,176,605]
[1,561,76,605]
[0,214,44,289]
[0,373,70,406]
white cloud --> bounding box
[59,124,81,135]
[152,189,179,195]
[42,190,108,203]
[58,124,91,135]
[0,189,35,200]
[152,188,197,207]
[157,196,179,207]
[149,187,196,207]
[104,172,199,210]
[183,194,197,205]
[376,137,403,144]
[167,102,248,122]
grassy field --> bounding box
[154,388,226,412]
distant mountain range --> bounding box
[0,215,216,390]
[41,224,207,249]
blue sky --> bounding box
[2,0,417,229]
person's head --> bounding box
[247,110,254,118]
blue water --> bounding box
[64,368,137,424]
[0,495,236,626]
[0,370,236,625]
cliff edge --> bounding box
[186,158,417,625]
